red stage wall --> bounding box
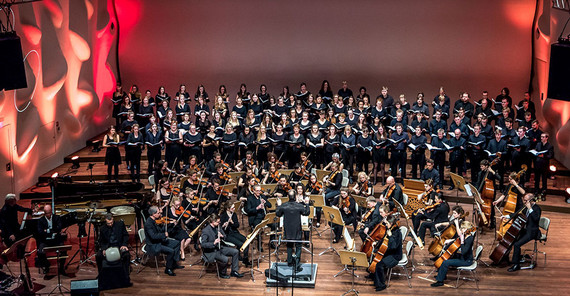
[117,0,535,103]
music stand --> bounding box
[44,245,72,295]
[335,227,357,278]
[449,173,466,203]
[241,223,263,282]
[338,250,369,296]
[319,206,343,256]
[309,195,325,237]
[465,183,489,267]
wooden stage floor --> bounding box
[4,202,569,296]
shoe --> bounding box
[295,265,303,273]
[180,257,186,261]
[431,281,444,287]
[115,179,120,183]
[175,265,185,269]
[219,273,230,279]
[164,268,176,276]
[433,275,447,280]
[230,271,244,278]
[316,223,320,228]
[448,186,454,190]
[242,259,252,267]
[429,256,438,262]
[332,239,339,244]
[507,264,520,272]
[375,285,387,291]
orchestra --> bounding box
[1,82,560,293]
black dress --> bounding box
[104,135,122,166]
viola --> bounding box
[165,185,181,195]
[309,181,323,194]
[175,206,194,219]
[155,216,176,225]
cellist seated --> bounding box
[369,215,402,292]
[431,221,476,287]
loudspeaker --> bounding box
[0,32,28,91]
[547,43,570,101]
[70,279,99,296]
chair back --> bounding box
[539,217,550,232]
[341,177,349,187]
[405,240,414,257]
[341,169,348,179]
[148,175,155,186]
[474,245,484,261]
[399,226,408,241]
[138,228,146,244]
[402,193,408,206]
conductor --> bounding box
[275,189,310,272]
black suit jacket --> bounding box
[99,220,129,250]
[275,201,310,240]
[363,203,382,230]
[144,217,167,255]
[427,202,449,223]
[245,194,272,227]
[523,203,542,239]
[37,215,63,243]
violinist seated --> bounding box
[274,176,292,198]
[0,193,34,247]
[144,206,181,276]
[299,152,313,178]
[413,193,449,246]
[332,188,357,244]
[357,198,386,242]
[288,164,306,186]
[211,163,233,185]
[181,169,204,196]
[164,197,192,261]
[205,152,228,178]
[238,176,258,203]
[352,172,373,196]
[324,162,343,206]
[261,152,283,176]
[378,176,404,211]
[204,178,233,215]
[502,193,541,272]
[96,213,131,289]
[237,166,258,193]
[36,205,68,277]
[420,159,441,190]
[154,177,173,208]
[235,150,258,173]
[493,172,526,214]
[220,202,250,267]
[305,173,324,227]
[200,214,243,279]
[431,221,476,287]
[370,215,402,292]
[474,159,501,228]
[262,163,281,184]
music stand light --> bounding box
[71,156,80,169]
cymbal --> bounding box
[88,201,102,209]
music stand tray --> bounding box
[43,245,72,296]
[338,250,369,296]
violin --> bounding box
[155,216,176,225]
[220,171,232,183]
[282,182,292,192]
[165,185,181,195]
[175,206,194,219]
[220,160,233,172]
[308,181,323,194]
[340,195,351,214]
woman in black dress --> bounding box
[126,124,144,183]
[164,197,192,260]
[102,126,121,182]
[165,121,183,173]
[112,83,126,127]
[221,124,238,166]
[202,125,219,161]
[372,124,389,185]
[146,123,162,174]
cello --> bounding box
[427,211,469,256]
[489,195,536,264]
[434,224,476,268]
[477,155,501,226]
[496,166,527,239]
[360,210,398,256]
[367,222,400,273]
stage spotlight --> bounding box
[71,155,80,169]
[91,140,101,152]
[565,188,570,204]
[51,172,59,179]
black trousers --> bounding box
[417,221,436,243]
[512,231,534,264]
[152,238,181,269]
[410,151,426,179]
[390,150,406,181]
[373,255,399,289]
[225,232,249,259]
[286,242,302,267]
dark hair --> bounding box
[452,205,465,215]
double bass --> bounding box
[496,166,527,239]
[434,225,476,268]
[477,155,501,226]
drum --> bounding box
[105,247,121,262]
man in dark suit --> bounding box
[200,214,243,279]
[144,206,181,276]
[275,189,310,272]
[36,204,67,277]
[431,221,476,287]
[505,193,542,272]
[533,133,554,198]
[379,176,403,211]
[96,213,130,276]
[0,194,34,246]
